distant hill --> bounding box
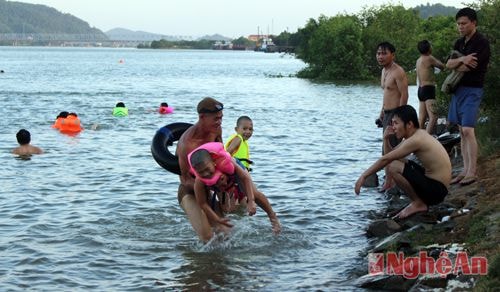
[414,3,459,19]
[106,28,231,42]
[0,0,107,40]
[105,28,194,41]
[197,34,232,41]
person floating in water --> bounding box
[189,142,280,237]
[355,105,451,219]
[59,112,82,134]
[158,102,174,114]
[12,129,43,156]
[52,111,69,130]
[225,115,254,171]
[112,102,129,117]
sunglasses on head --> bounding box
[199,103,223,113]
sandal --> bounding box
[460,176,477,186]
[450,175,465,185]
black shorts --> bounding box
[402,160,448,206]
[417,85,436,102]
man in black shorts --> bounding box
[416,40,444,134]
[355,105,451,219]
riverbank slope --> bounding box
[355,151,500,290]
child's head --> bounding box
[16,129,31,145]
[116,102,126,108]
[190,149,218,180]
[235,116,253,141]
[57,111,69,119]
[417,40,431,55]
[160,102,168,107]
[69,112,78,117]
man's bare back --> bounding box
[416,55,444,86]
[12,145,43,156]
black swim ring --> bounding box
[437,133,461,153]
[151,122,192,175]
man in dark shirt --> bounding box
[446,7,490,186]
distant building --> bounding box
[247,34,272,42]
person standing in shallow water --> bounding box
[416,40,444,135]
[12,129,43,156]
[175,97,227,242]
[355,105,451,219]
[446,7,490,187]
[376,42,409,192]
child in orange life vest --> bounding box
[52,111,69,129]
[188,142,281,234]
[59,112,82,133]
[225,116,254,171]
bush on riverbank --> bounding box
[293,0,499,154]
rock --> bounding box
[363,172,379,187]
[371,231,413,253]
[412,274,448,288]
[366,219,402,237]
[355,273,416,291]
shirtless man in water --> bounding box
[176,97,225,242]
[12,129,43,156]
[355,105,451,219]
[416,40,444,134]
[176,97,280,242]
[376,42,409,192]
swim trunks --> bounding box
[418,85,436,102]
[448,86,483,127]
[402,160,448,206]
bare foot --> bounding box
[270,217,281,234]
[393,202,428,219]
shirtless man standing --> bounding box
[12,129,43,156]
[176,97,225,242]
[355,105,451,219]
[376,42,409,192]
[416,40,445,134]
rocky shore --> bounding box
[352,151,500,290]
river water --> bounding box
[0,47,420,290]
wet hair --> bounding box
[456,7,477,22]
[377,41,396,53]
[16,129,31,145]
[116,102,125,108]
[393,105,420,128]
[69,112,78,117]
[57,111,69,119]
[161,102,168,107]
[189,149,213,169]
[417,40,431,54]
[236,116,252,127]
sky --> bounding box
[15,0,467,37]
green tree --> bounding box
[292,18,319,64]
[360,5,422,75]
[272,31,291,46]
[295,14,365,80]
[232,36,255,47]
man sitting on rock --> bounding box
[355,105,451,219]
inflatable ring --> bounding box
[151,122,192,175]
[437,133,461,153]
